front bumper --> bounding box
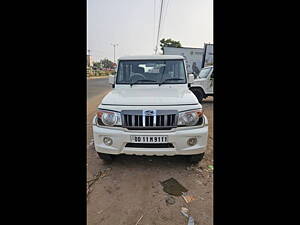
[92,116,208,156]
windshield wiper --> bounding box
[159,78,184,86]
[130,79,157,87]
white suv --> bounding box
[92,55,208,163]
[190,65,214,103]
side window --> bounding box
[210,70,214,78]
[199,67,211,78]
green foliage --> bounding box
[160,38,182,51]
[87,70,112,77]
[93,62,102,69]
[87,58,116,77]
[100,58,114,69]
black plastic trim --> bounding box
[125,143,174,148]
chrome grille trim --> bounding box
[121,110,178,129]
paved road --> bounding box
[86,79,214,225]
[87,77,112,147]
[87,78,111,100]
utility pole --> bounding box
[155,0,164,54]
[111,43,118,63]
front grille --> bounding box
[125,143,174,148]
[122,110,177,129]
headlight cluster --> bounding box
[95,109,204,127]
[96,109,122,127]
[177,109,204,126]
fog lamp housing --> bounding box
[187,137,197,146]
[103,137,113,146]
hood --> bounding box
[101,85,198,106]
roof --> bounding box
[118,55,184,60]
[164,46,203,50]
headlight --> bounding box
[177,109,203,126]
[96,109,122,127]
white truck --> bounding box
[190,65,214,103]
[92,55,208,163]
[163,44,214,103]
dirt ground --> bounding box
[87,89,213,225]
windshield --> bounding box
[116,60,186,84]
[199,67,212,78]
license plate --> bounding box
[130,135,168,143]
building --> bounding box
[163,46,204,73]
[163,43,214,72]
[87,54,93,67]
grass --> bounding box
[87,70,115,77]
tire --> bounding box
[191,88,204,103]
[189,153,205,164]
[97,152,114,162]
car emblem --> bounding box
[143,110,156,116]
[142,110,157,127]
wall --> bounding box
[163,47,204,74]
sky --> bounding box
[87,0,213,62]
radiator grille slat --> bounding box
[124,115,128,126]
[157,115,161,126]
[128,115,132,126]
[150,116,153,126]
[164,115,167,126]
[172,114,176,126]
[145,116,149,126]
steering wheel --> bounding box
[130,73,146,82]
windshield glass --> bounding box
[116,60,186,84]
[199,67,212,78]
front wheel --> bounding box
[189,153,205,164]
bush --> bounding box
[87,68,114,77]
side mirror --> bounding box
[188,73,194,84]
[108,74,115,85]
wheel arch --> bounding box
[189,86,206,97]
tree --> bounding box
[92,62,102,70]
[160,38,182,51]
[100,58,114,69]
